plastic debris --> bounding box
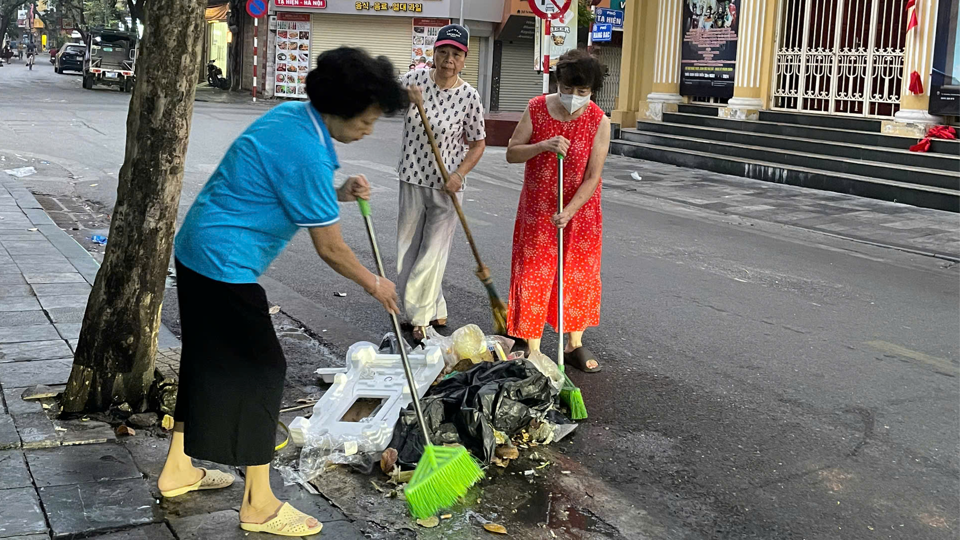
[91,235,107,245]
[116,425,136,437]
[526,350,564,392]
[631,172,643,181]
[334,292,347,297]
[161,414,174,430]
[288,416,310,446]
[389,360,563,466]
[296,341,444,480]
[417,516,440,528]
[268,305,281,315]
[453,324,492,363]
[4,166,36,178]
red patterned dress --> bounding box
[507,95,605,339]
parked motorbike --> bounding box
[206,60,229,90]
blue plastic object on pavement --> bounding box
[91,235,108,245]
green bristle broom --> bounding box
[556,154,588,420]
[357,199,483,519]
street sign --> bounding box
[591,23,613,42]
[526,0,572,20]
[594,7,623,29]
[245,0,267,19]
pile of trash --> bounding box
[282,325,575,487]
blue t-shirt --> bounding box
[175,102,340,284]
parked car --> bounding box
[55,43,85,74]
[82,28,138,92]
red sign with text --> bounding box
[277,12,312,21]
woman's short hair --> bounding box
[555,49,605,93]
[306,47,409,118]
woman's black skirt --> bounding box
[173,259,286,466]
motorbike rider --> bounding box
[25,41,36,69]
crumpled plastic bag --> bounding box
[422,327,457,369]
[297,432,376,482]
[388,359,562,467]
[526,350,564,392]
[453,324,493,363]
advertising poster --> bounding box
[274,13,311,99]
[411,18,449,65]
[534,3,577,72]
[929,0,959,116]
[680,0,740,99]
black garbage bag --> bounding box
[388,359,560,467]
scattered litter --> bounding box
[495,445,519,460]
[21,385,59,401]
[561,470,571,475]
[91,235,107,245]
[523,470,535,476]
[483,523,508,535]
[441,514,452,520]
[389,360,564,467]
[161,414,174,430]
[89,183,98,187]
[295,341,444,481]
[333,292,347,297]
[417,516,440,528]
[453,324,493,363]
[116,425,136,437]
[526,350,564,391]
[5,166,36,178]
[631,172,643,181]
[27,228,37,232]
[380,448,398,474]
[288,417,310,446]
[268,305,281,315]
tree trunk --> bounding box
[63,0,207,414]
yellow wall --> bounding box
[612,0,661,126]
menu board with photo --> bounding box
[275,16,311,99]
[411,18,449,65]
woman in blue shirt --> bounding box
[157,48,407,537]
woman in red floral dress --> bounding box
[505,50,610,372]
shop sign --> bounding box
[594,7,622,29]
[277,12,311,21]
[356,2,423,12]
[534,0,577,71]
[16,9,27,27]
[276,0,326,7]
[680,0,739,99]
[411,18,449,63]
[591,23,612,42]
[274,16,311,99]
[929,0,959,116]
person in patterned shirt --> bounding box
[397,24,486,341]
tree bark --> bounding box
[63,0,207,414]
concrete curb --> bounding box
[1,179,180,349]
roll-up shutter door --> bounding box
[461,36,480,88]
[311,14,410,75]
[498,40,541,111]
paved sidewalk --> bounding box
[0,178,362,539]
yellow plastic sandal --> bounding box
[160,468,235,498]
[240,502,323,537]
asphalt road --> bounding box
[2,64,958,539]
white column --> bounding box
[644,0,683,120]
[723,0,769,118]
[892,0,943,129]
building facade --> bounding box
[612,0,954,137]
[257,0,504,106]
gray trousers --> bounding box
[397,182,462,326]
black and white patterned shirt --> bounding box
[398,69,486,190]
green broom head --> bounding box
[559,372,588,420]
[405,444,484,520]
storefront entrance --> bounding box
[773,0,908,117]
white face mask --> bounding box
[559,92,591,114]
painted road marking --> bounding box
[865,340,959,376]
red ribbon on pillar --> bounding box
[908,70,924,94]
[906,0,919,32]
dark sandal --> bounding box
[564,347,601,373]
[430,318,447,328]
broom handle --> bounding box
[414,101,487,273]
[557,154,564,368]
[358,199,433,448]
